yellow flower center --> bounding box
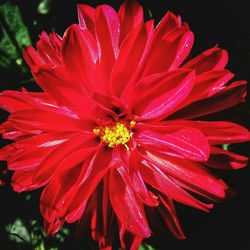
[93,121,136,149]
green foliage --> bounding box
[0,1,31,70]
[139,243,156,250]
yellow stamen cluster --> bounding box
[93,121,136,149]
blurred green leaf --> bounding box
[139,243,156,250]
[38,0,52,15]
[5,218,31,243]
[0,1,31,69]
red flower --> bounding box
[0,1,249,249]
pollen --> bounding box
[93,121,136,149]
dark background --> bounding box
[0,0,250,249]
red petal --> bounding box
[183,46,228,74]
[154,11,181,41]
[36,32,61,65]
[8,146,54,171]
[62,25,98,91]
[22,46,44,68]
[176,70,234,111]
[95,5,120,89]
[0,90,37,113]
[49,32,62,52]
[158,196,185,240]
[118,0,143,44]
[109,165,151,237]
[110,21,150,97]
[137,128,210,161]
[91,176,116,249]
[31,64,93,117]
[142,149,227,200]
[119,224,143,250]
[9,109,90,133]
[61,148,112,223]
[32,133,95,183]
[140,159,213,211]
[128,150,159,206]
[206,147,248,170]
[21,88,80,119]
[40,147,95,230]
[77,4,96,36]
[1,121,28,139]
[129,69,194,120]
[141,26,194,76]
[170,120,250,144]
[171,80,247,119]
[11,168,47,192]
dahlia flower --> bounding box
[0,1,249,249]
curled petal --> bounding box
[118,0,143,44]
[176,70,234,111]
[119,223,143,250]
[206,147,249,170]
[154,11,181,41]
[183,46,228,74]
[171,80,247,119]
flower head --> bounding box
[0,1,249,249]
